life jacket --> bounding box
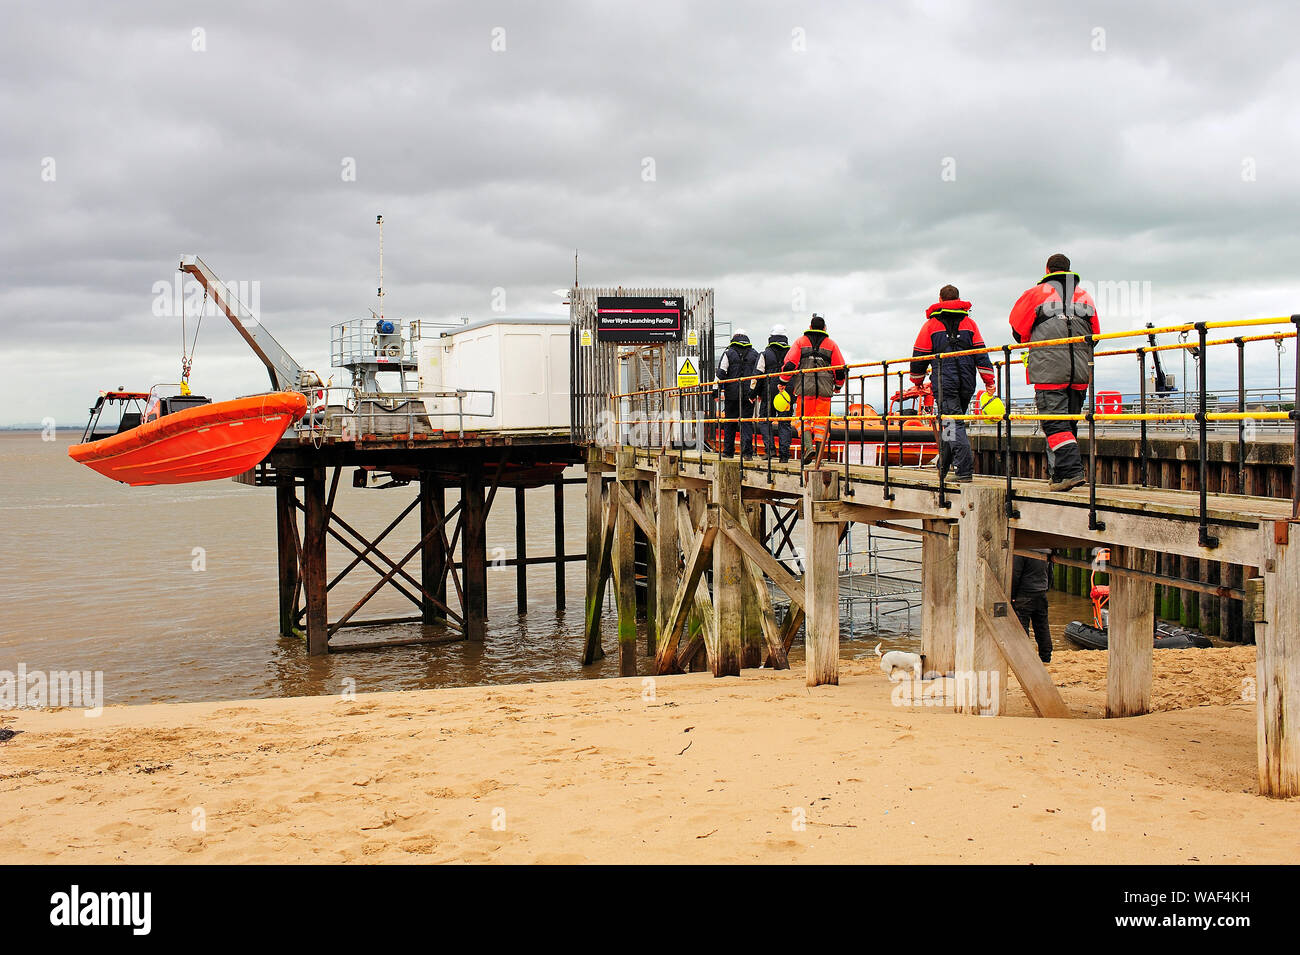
[793,329,837,398]
[718,336,759,403]
[909,300,993,401]
[758,336,789,406]
[1025,274,1097,389]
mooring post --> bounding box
[953,485,1010,714]
[276,474,300,638]
[584,446,606,660]
[655,453,679,652]
[461,470,488,641]
[803,468,840,687]
[615,448,638,675]
[1106,546,1157,717]
[1256,521,1300,797]
[712,456,744,677]
[920,517,958,676]
[419,472,447,624]
[302,467,329,656]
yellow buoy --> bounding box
[979,390,1005,418]
[773,389,792,413]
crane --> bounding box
[178,254,307,392]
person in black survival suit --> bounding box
[716,329,759,457]
[750,325,793,462]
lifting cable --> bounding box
[179,284,209,393]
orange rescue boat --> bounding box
[69,386,307,486]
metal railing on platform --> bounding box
[294,387,497,441]
[605,313,1300,546]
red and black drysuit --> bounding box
[1007,272,1100,483]
[780,328,846,460]
[909,299,996,480]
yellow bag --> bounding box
[773,389,792,413]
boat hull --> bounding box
[68,392,307,486]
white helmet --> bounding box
[770,324,787,337]
[733,328,749,338]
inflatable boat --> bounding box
[69,386,307,486]
[1063,620,1212,651]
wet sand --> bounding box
[1,645,1294,864]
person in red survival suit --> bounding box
[909,285,997,483]
[1008,253,1100,492]
[780,314,847,465]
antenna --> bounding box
[376,214,385,321]
[574,249,579,290]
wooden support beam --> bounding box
[615,482,657,552]
[303,469,329,656]
[515,486,528,615]
[975,559,1070,719]
[1106,546,1157,718]
[954,486,1010,714]
[740,501,766,668]
[677,494,719,668]
[1256,521,1300,797]
[717,508,804,610]
[275,476,299,638]
[461,471,488,641]
[921,518,958,675]
[803,469,840,687]
[615,448,638,676]
[744,548,789,669]
[812,499,924,525]
[583,447,606,662]
[553,478,567,611]
[656,508,719,673]
[712,457,744,677]
[420,474,447,624]
[655,454,680,656]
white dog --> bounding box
[875,642,924,682]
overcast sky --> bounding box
[4,0,1299,425]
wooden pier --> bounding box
[582,446,1300,798]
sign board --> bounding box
[687,329,699,347]
[676,355,700,389]
[580,328,593,347]
[596,296,684,343]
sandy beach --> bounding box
[1,646,1295,865]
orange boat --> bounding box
[68,386,307,486]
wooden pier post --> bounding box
[954,485,1009,714]
[712,456,744,677]
[461,472,488,641]
[1256,521,1300,797]
[655,454,680,647]
[1106,546,1157,718]
[275,475,299,638]
[419,473,447,624]
[740,500,765,669]
[553,477,566,611]
[583,447,606,661]
[302,468,329,656]
[803,468,840,687]
[615,448,638,675]
[920,518,958,676]
[515,487,528,615]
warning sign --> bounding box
[676,356,700,389]
[580,329,593,347]
[687,329,699,347]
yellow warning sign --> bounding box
[580,329,593,347]
[687,329,699,347]
[676,356,700,389]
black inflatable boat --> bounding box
[1063,620,1213,651]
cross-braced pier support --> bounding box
[586,445,1300,797]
